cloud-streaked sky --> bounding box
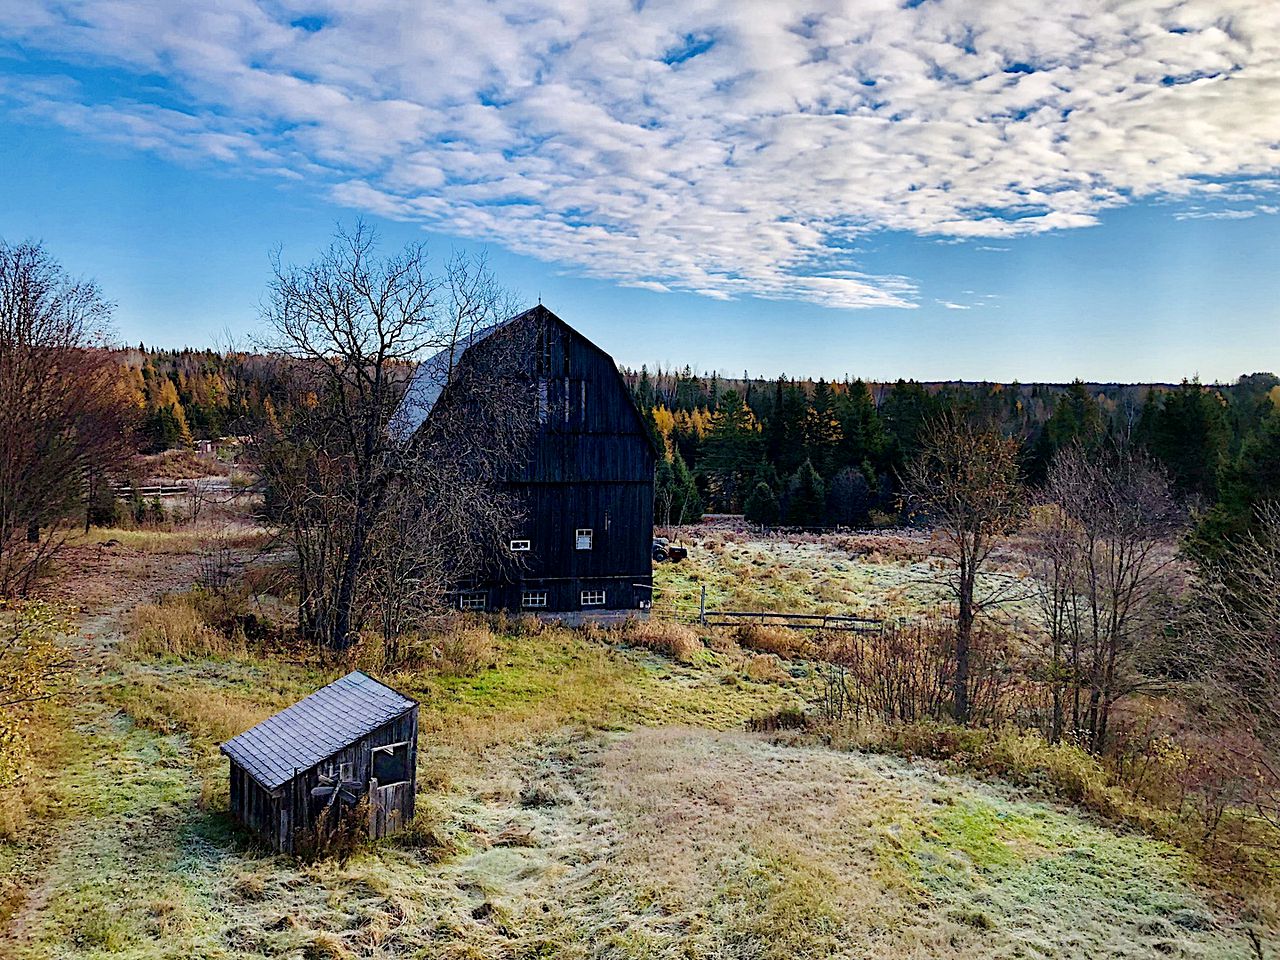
[1,0,1278,381]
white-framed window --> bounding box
[575,528,593,550]
[510,539,531,552]
[522,590,548,609]
[459,592,486,611]
[581,589,606,607]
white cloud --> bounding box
[937,300,971,310]
[2,0,1278,308]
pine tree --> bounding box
[1192,407,1280,557]
[670,449,703,524]
[826,466,874,527]
[783,459,826,526]
[744,481,780,526]
[700,390,762,511]
[1147,379,1229,502]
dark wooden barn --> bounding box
[220,671,418,852]
[399,304,656,619]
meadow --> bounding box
[0,522,1275,959]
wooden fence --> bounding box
[650,584,882,633]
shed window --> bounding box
[522,590,548,609]
[510,539,531,552]
[581,589,606,607]
[459,592,486,611]
[575,528,593,550]
[373,742,410,785]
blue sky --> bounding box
[1,1,1278,383]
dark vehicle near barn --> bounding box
[652,537,687,562]
[220,671,418,852]
[399,304,657,620]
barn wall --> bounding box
[454,309,655,614]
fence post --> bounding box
[699,585,706,625]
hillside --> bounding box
[1,520,1274,959]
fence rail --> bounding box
[113,484,194,499]
[701,609,882,632]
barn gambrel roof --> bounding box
[220,671,416,791]
[393,304,658,455]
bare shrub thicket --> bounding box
[815,619,1026,727]
[0,240,133,596]
[1181,502,1280,834]
[1025,440,1183,749]
[903,415,1025,722]
[252,224,532,655]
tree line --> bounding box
[627,365,1280,556]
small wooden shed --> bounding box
[220,671,418,852]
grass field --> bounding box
[652,528,1042,630]
[1,526,1275,958]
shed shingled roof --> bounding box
[220,671,416,790]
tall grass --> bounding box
[614,618,704,662]
[122,593,244,660]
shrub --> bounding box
[616,618,703,663]
[433,622,499,676]
[742,653,789,683]
[0,601,77,787]
[392,618,499,676]
[733,623,809,659]
[858,721,1119,812]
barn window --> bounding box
[459,592,486,611]
[536,379,549,425]
[581,589,606,607]
[510,539,531,552]
[521,590,548,609]
[372,742,410,785]
[575,528,593,550]
[539,325,553,374]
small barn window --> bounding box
[536,379,549,425]
[510,539,531,552]
[459,592,486,611]
[522,590,548,609]
[581,589,606,607]
[372,742,410,785]
[575,528,593,550]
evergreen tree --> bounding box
[1192,407,1280,557]
[826,466,874,527]
[700,390,762,511]
[1146,379,1229,503]
[834,379,885,472]
[744,481,780,526]
[783,459,826,526]
[670,449,703,524]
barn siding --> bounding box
[451,308,656,615]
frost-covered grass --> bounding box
[4,529,1276,958]
[654,529,1042,629]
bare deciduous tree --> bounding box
[1027,441,1183,748]
[1186,501,1280,741]
[0,240,132,596]
[253,224,530,652]
[903,415,1025,722]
